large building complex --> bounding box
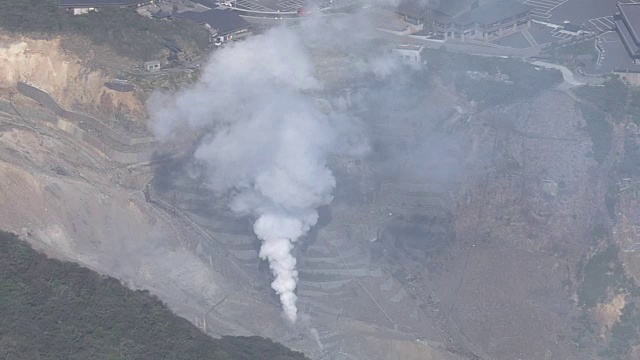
[396,0,531,41]
[614,2,640,62]
[179,9,252,44]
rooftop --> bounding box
[58,0,147,7]
[618,3,640,45]
[615,18,640,58]
[451,0,530,26]
[178,9,251,36]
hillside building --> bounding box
[396,0,531,41]
[144,60,161,72]
[392,45,425,64]
[615,2,640,62]
[178,9,251,45]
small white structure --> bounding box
[73,7,95,14]
[143,60,161,72]
[391,44,425,64]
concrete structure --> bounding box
[143,60,161,72]
[392,44,425,64]
[58,0,152,15]
[439,1,531,41]
[212,0,362,20]
[396,0,532,41]
[614,2,640,62]
[179,9,251,44]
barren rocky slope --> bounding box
[1,31,637,360]
[0,35,145,118]
[0,34,466,360]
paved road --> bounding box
[531,60,605,88]
[531,60,584,86]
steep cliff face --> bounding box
[0,35,145,118]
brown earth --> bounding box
[3,29,638,360]
[0,35,145,118]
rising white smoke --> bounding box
[149,26,369,323]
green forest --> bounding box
[423,48,562,108]
[573,79,640,164]
[0,231,308,360]
[0,0,210,61]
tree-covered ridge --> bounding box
[0,0,210,61]
[0,231,307,360]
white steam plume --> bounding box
[149,26,368,323]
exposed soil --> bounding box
[1,30,636,360]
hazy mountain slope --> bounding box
[0,230,308,360]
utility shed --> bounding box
[392,45,425,64]
[178,9,251,44]
[144,60,161,72]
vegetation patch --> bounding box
[0,0,210,61]
[618,138,640,177]
[579,102,611,164]
[602,301,640,359]
[0,231,307,360]
[577,246,627,309]
[573,80,640,165]
[574,80,631,123]
[572,246,640,357]
[423,48,562,108]
[548,39,599,63]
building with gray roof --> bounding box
[615,2,640,61]
[396,0,532,42]
[178,9,251,44]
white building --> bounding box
[392,45,425,64]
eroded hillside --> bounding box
[0,33,468,360]
[0,29,638,360]
[0,35,145,118]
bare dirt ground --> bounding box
[0,34,145,118]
